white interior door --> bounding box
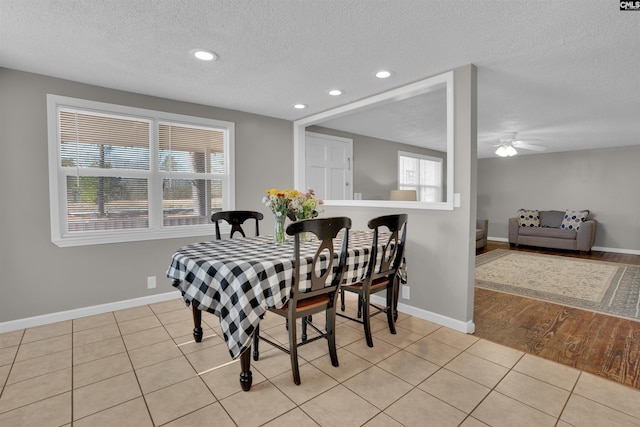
[305,132,353,200]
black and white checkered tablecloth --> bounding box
[167,231,382,359]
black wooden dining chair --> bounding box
[252,216,351,385]
[338,214,407,347]
[210,210,264,240]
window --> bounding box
[398,151,443,202]
[47,95,235,247]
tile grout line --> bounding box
[158,306,231,426]
[0,328,26,407]
[130,304,169,426]
[71,317,75,424]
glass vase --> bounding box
[274,214,286,243]
[300,231,311,242]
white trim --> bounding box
[0,291,182,334]
[294,70,454,211]
[323,199,454,210]
[370,295,475,334]
[591,246,640,255]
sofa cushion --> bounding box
[539,210,565,228]
[517,209,540,227]
[519,226,577,239]
[476,229,484,240]
[561,210,590,230]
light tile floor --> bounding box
[1,295,640,426]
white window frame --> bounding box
[47,95,235,247]
[397,151,443,203]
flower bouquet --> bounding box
[262,188,323,243]
[289,188,323,221]
[289,188,323,241]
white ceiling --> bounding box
[1,1,638,158]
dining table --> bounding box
[167,229,393,391]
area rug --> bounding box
[475,249,640,321]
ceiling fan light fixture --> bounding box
[496,144,517,157]
[505,145,518,156]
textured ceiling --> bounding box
[1,0,638,158]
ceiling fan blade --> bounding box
[482,140,502,147]
[513,141,546,152]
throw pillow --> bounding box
[539,210,565,228]
[561,210,590,230]
[517,209,540,227]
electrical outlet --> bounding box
[147,276,156,289]
[401,285,410,300]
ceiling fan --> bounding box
[489,132,547,157]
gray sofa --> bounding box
[508,209,596,252]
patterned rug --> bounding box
[475,249,640,321]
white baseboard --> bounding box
[0,291,182,334]
[488,237,640,255]
[370,295,475,334]
[591,246,640,255]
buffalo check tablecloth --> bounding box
[167,230,385,359]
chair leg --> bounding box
[357,297,363,318]
[340,288,345,311]
[362,294,374,348]
[288,314,301,385]
[386,284,397,335]
[302,316,308,341]
[252,323,260,361]
[327,306,339,367]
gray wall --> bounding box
[478,145,640,251]
[307,125,446,200]
[0,64,477,330]
[0,68,292,322]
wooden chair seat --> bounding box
[343,277,390,292]
[276,294,331,312]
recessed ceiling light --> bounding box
[192,49,217,61]
[293,104,307,109]
[375,70,393,79]
[328,89,343,96]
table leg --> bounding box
[239,347,253,391]
[191,305,203,343]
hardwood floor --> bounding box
[474,241,640,389]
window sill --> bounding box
[51,225,222,247]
